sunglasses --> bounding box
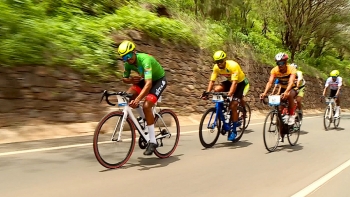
[122,52,133,62]
[276,61,286,66]
[215,59,224,64]
[332,76,337,79]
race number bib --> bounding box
[117,95,127,106]
[268,95,281,106]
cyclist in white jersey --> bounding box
[291,63,306,119]
[322,70,342,118]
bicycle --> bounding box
[322,96,341,131]
[262,95,301,152]
[93,90,180,169]
[199,92,246,148]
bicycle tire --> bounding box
[233,106,246,142]
[334,110,341,128]
[199,108,221,148]
[244,103,251,130]
[93,111,136,169]
[263,110,280,152]
[323,106,331,131]
[153,109,180,158]
[287,113,301,146]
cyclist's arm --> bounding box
[228,80,238,96]
[262,75,275,95]
[336,77,342,96]
[122,67,133,84]
[135,61,153,100]
[296,71,303,88]
[285,74,296,92]
[206,70,218,92]
[323,78,330,96]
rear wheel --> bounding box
[153,109,180,158]
[287,113,301,146]
[243,102,251,130]
[334,108,341,129]
[199,108,221,148]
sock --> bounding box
[136,107,145,119]
[147,124,157,144]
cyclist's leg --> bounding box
[278,88,286,141]
[228,81,245,141]
[214,80,231,92]
[128,79,145,118]
[296,87,305,119]
[287,89,297,125]
[142,77,167,155]
[241,82,249,111]
[334,89,341,117]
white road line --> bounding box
[291,158,350,197]
[0,115,321,157]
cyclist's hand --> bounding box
[131,76,142,84]
[200,91,209,100]
[228,91,234,97]
[259,93,266,100]
[320,95,325,102]
[282,91,289,99]
[129,98,140,108]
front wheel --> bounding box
[199,108,221,148]
[263,110,280,152]
[153,109,180,158]
[93,111,136,169]
[323,106,331,131]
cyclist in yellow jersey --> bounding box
[260,52,297,126]
[201,50,250,141]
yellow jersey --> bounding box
[210,60,245,83]
[270,64,297,89]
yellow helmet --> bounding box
[117,40,136,56]
[213,50,227,61]
[330,70,340,77]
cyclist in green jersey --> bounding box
[117,40,167,156]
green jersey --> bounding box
[123,53,165,81]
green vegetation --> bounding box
[1,0,350,83]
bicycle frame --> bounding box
[208,93,232,131]
[113,95,172,143]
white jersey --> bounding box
[295,70,306,87]
[325,77,342,90]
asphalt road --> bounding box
[0,114,349,197]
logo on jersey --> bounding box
[155,80,167,96]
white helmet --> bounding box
[290,63,298,69]
[275,52,289,62]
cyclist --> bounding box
[290,63,306,120]
[117,40,167,156]
[201,50,249,141]
[322,70,342,118]
[260,52,297,126]
[271,79,281,95]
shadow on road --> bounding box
[201,140,252,150]
[300,130,309,135]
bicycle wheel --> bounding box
[244,102,251,130]
[233,106,246,142]
[263,111,280,152]
[287,113,301,146]
[199,107,221,148]
[334,109,341,128]
[323,106,331,131]
[93,111,136,169]
[153,109,180,158]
